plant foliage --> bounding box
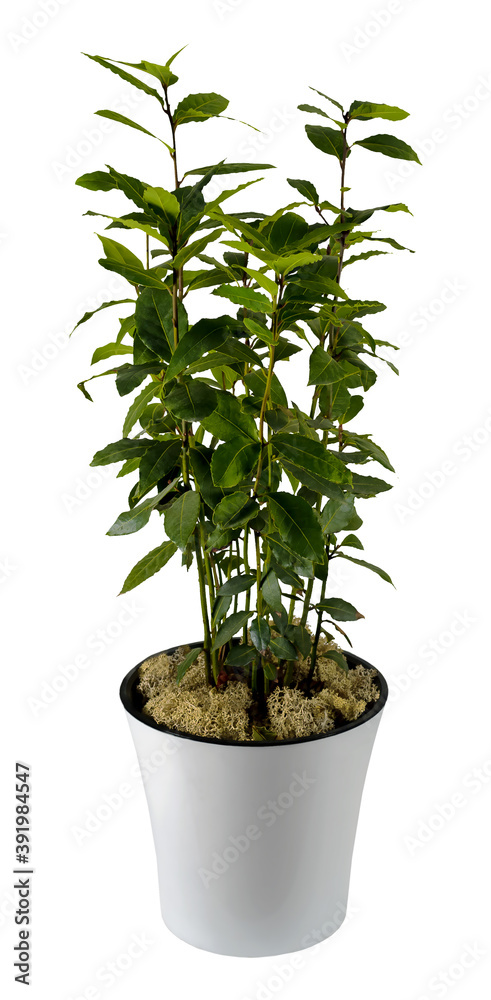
[75,51,418,695]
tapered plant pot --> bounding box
[120,643,388,957]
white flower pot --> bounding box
[120,645,387,957]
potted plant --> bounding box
[73,48,419,957]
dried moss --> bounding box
[138,649,253,742]
[137,639,380,743]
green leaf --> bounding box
[321,495,357,533]
[270,635,297,660]
[323,649,349,673]
[117,457,141,478]
[268,492,325,562]
[213,493,258,529]
[289,271,347,299]
[165,381,218,421]
[340,533,364,549]
[225,644,256,666]
[250,617,271,653]
[286,178,320,204]
[172,231,224,269]
[90,438,151,466]
[164,491,201,548]
[184,161,275,177]
[122,382,160,437]
[354,133,421,163]
[308,347,356,386]
[351,473,392,497]
[317,598,364,621]
[116,363,163,396]
[143,186,180,226]
[211,439,260,488]
[106,165,150,211]
[270,251,323,275]
[134,286,179,360]
[110,49,185,88]
[76,169,119,193]
[212,610,253,651]
[305,124,345,160]
[201,391,258,442]
[70,299,134,334]
[309,87,345,113]
[174,92,229,126]
[94,109,169,146]
[107,483,177,535]
[337,553,394,585]
[97,234,143,270]
[241,267,278,298]
[348,101,409,122]
[261,570,283,613]
[212,284,272,313]
[286,624,312,658]
[164,316,231,381]
[119,540,177,595]
[139,438,182,493]
[343,432,394,472]
[216,574,257,597]
[273,433,351,496]
[177,647,202,684]
[83,53,165,104]
[97,235,164,289]
[243,369,288,408]
[91,342,133,365]
[269,212,309,253]
[243,317,274,345]
[298,103,336,121]
[212,593,232,626]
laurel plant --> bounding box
[74,49,419,717]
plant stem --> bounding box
[163,85,179,189]
[253,343,275,495]
[306,552,329,691]
[195,527,212,685]
[288,589,296,624]
[200,517,219,683]
[300,577,314,629]
[242,524,251,643]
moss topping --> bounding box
[137,638,380,743]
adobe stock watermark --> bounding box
[339,0,418,62]
[205,107,297,204]
[27,599,145,718]
[213,0,247,18]
[388,610,477,705]
[66,931,154,999]
[70,739,179,847]
[61,466,115,515]
[0,889,17,932]
[394,409,491,524]
[368,277,467,389]
[405,755,491,858]
[51,89,146,182]
[384,74,491,192]
[240,901,359,1000]
[17,276,127,384]
[198,771,316,888]
[414,943,487,999]
[0,556,17,585]
[7,0,74,54]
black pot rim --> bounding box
[120,641,388,748]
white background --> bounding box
[1,0,491,996]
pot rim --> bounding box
[120,641,388,748]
